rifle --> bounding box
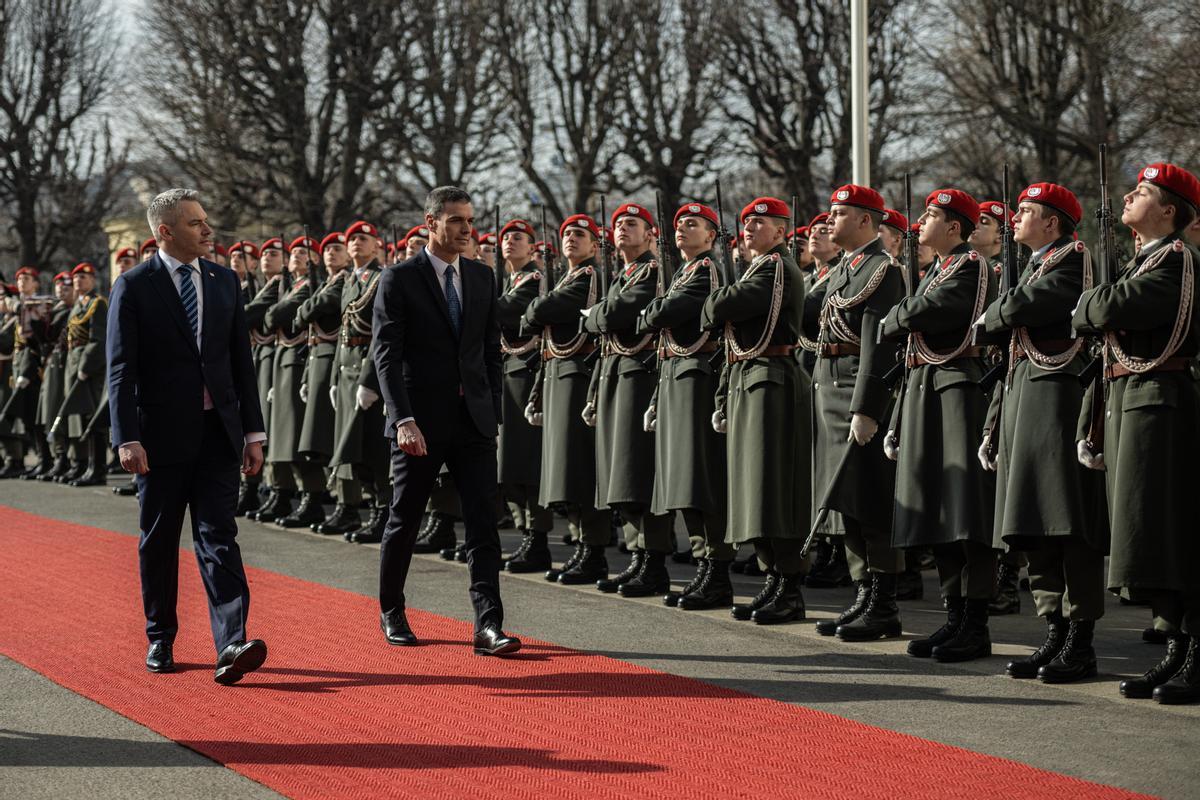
[977,163,1016,392]
[538,203,557,283]
[1083,143,1116,453]
[304,224,324,284]
[598,195,612,295]
[49,376,90,439]
[789,194,800,260]
[880,173,918,385]
[0,383,28,424]
[654,191,670,296]
[493,204,504,296]
[714,179,737,285]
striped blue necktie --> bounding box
[177,264,199,340]
[444,264,462,335]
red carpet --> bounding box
[0,504,1150,800]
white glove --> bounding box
[1077,439,1104,470]
[77,369,87,380]
[266,387,275,403]
[356,385,379,410]
[14,376,30,389]
[328,385,338,411]
[581,401,597,427]
[711,410,727,434]
[643,404,657,432]
[524,401,543,427]
[848,413,878,446]
[978,435,997,471]
[883,430,899,461]
[299,383,309,404]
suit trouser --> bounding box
[934,540,998,600]
[136,411,249,653]
[682,508,734,561]
[1025,536,1106,620]
[379,403,502,630]
[843,516,904,580]
[502,483,553,532]
[616,504,672,553]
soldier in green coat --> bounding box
[57,263,108,486]
[1073,163,1200,705]
[701,196,810,625]
[880,188,997,663]
[494,218,554,572]
[975,182,1108,684]
[642,203,732,609]
[582,201,672,598]
[335,221,392,545]
[298,233,358,535]
[265,237,326,529]
[812,185,907,642]
[4,268,52,478]
[522,214,609,584]
[34,274,74,481]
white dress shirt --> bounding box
[394,248,465,431]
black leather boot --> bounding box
[665,559,710,607]
[547,542,584,582]
[345,505,380,541]
[908,596,965,658]
[0,458,23,479]
[69,436,107,486]
[751,573,805,625]
[504,529,532,566]
[412,513,456,553]
[1153,637,1200,705]
[988,559,1021,615]
[349,506,387,544]
[507,531,552,573]
[804,539,851,588]
[838,573,903,641]
[235,484,261,517]
[1121,635,1188,699]
[732,573,779,621]
[619,551,670,597]
[597,549,644,593]
[558,545,608,584]
[57,457,87,483]
[1039,619,1098,683]
[314,503,362,534]
[254,489,294,523]
[895,568,924,601]
[22,435,52,479]
[248,489,277,521]
[678,560,735,610]
[1006,611,1067,679]
[932,598,992,662]
[39,454,69,481]
[815,579,870,636]
[279,492,325,528]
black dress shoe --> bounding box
[474,625,521,656]
[214,639,268,685]
[145,642,174,673]
[381,610,419,646]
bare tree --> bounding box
[0,0,125,267]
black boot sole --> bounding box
[837,618,903,641]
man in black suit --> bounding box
[108,188,269,684]
[373,186,519,656]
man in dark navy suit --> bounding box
[108,188,269,684]
[373,186,519,656]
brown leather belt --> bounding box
[906,346,986,368]
[659,342,720,360]
[543,341,597,360]
[817,343,861,357]
[730,344,796,363]
[1105,357,1193,380]
[308,336,338,346]
[1013,339,1075,362]
[342,336,371,347]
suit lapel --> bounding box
[148,255,200,358]
[199,260,219,357]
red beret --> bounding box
[794,225,810,241]
[404,225,430,242]
[1017,183,1081,225]
[289,236,320,253]
[881,209,908,232]
[261,237,286,253]
[115,247,137,260]
[1138,163,1200,211]
[500,219,536,240]
[830,184,885,213]
[910,222,922,234]
[15,266,39,279]
[230,241,260,258]
[71,262,96,276]
[559,214,600,240]
[535,240,560,255]
[140,238,157,254]
[54,271,72,284]
[479,231,498,246]
[740,196,790,224]
[611,202,655,230]
[926,188,980,226]
[214,243,228,256]
[673,202,719,230]
[345,220,377,240]
[978,201,1014,225]
[809,212,831,229]
[397,237,409,249]
[318,232,347,253]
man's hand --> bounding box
[581,401,597,427]
[524,401,542,426]
[14,376,30,389]
[711,410,727,434]
[978,436,997,471]
[119,443,150,475]
[242,440,264,476]
[848,413,878,446]
[356,385,379,410]
[1077,439,1104,470]
[328,385,338,411]
[396,421,428,456]
[883,430,899,461]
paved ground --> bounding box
[1,474,1196,799]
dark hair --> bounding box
[864,209,884,229]
[1150,185,1198,232]
[1043,206,1076,237]
[425,186,473,218]
[945,209,975,241]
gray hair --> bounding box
[146,188,202,236]
[425,186,472,218]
